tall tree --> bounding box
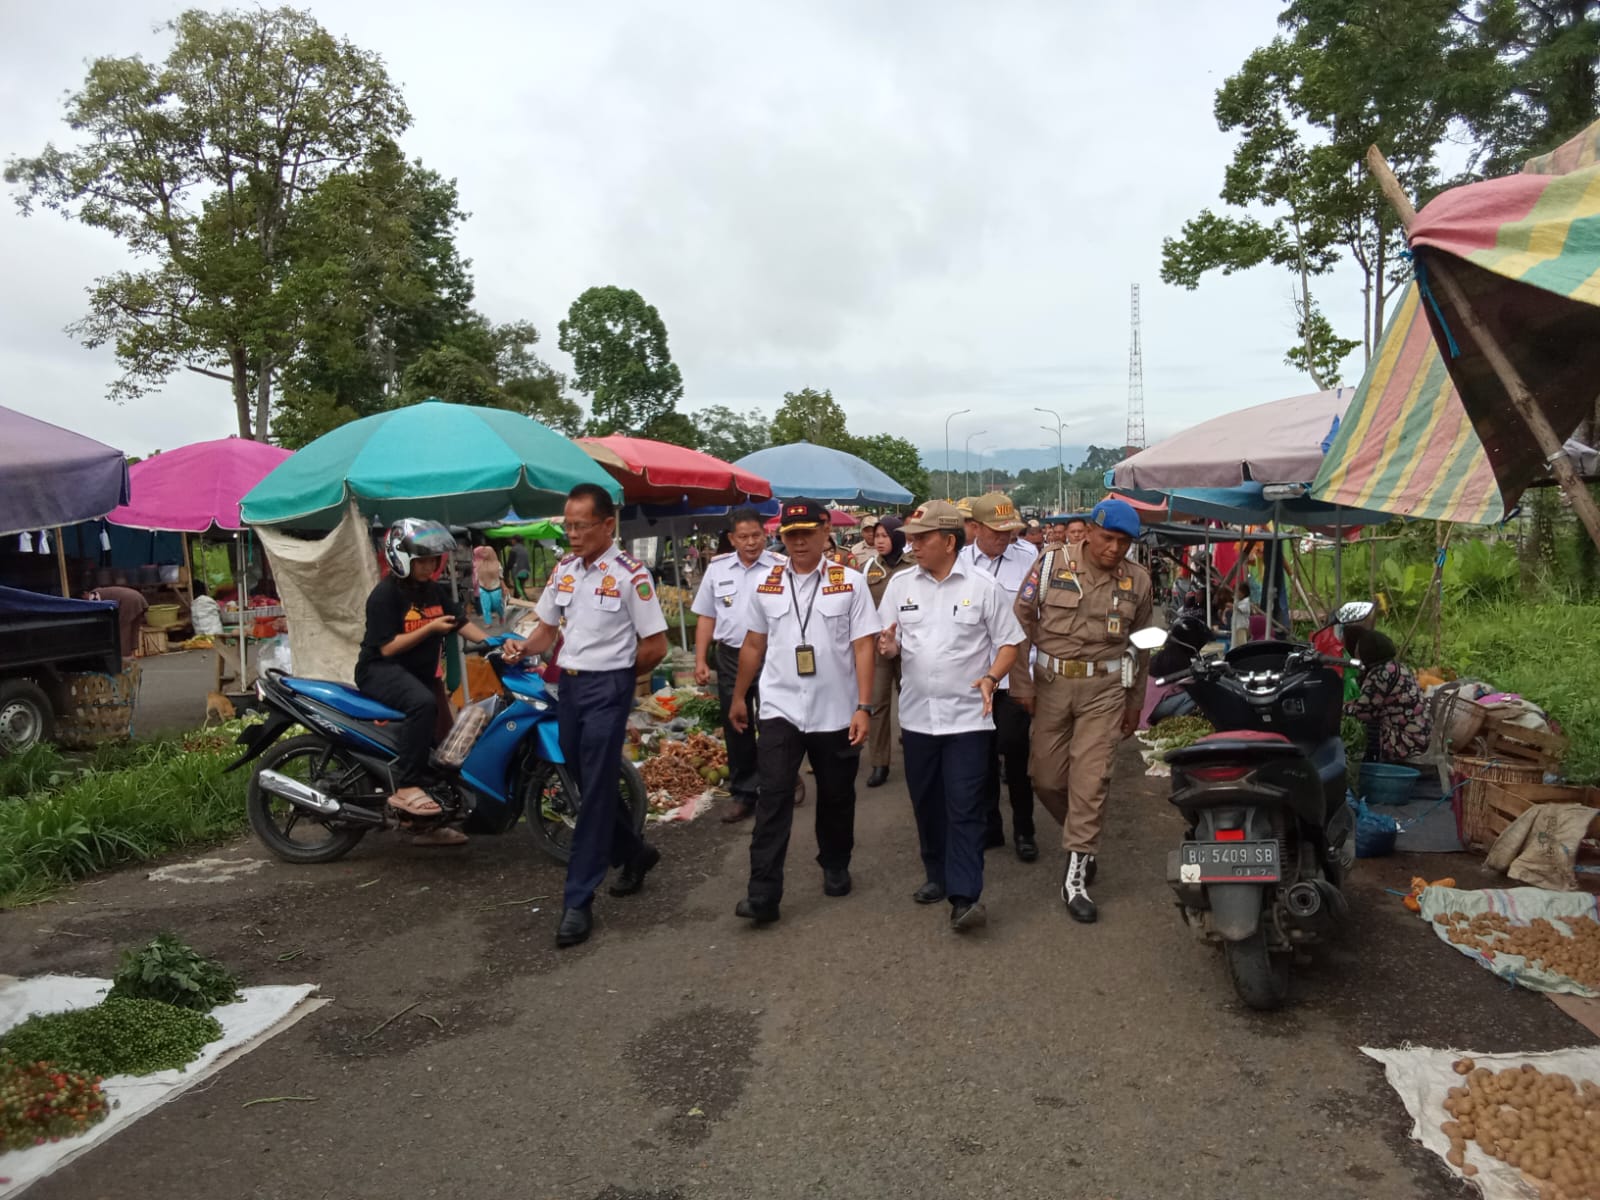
[770,387,851,448]
[694,405,771,463]
[557,286,685,436]
[850,432,930,502]
[6,7,411,440]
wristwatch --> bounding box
[856,704,873,715]
[982,674,1000,686]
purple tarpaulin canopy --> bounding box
[1110,388,1353,490]
[0,406,130,537]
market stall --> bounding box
[733,440,914,505]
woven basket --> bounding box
[55,663,142,749]
[1453,754,1547,851]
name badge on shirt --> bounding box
[795,644,817,676]
[1107,614,1122,635]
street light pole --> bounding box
[1035,407,1068,514]
[964,430,986,498]
[944,408,971,499]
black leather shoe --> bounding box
[1085,856,1098,886]
[608,843,661,896]
[1014,833,1038,862]
[719,801,754,824]
[984,827,1006,850]
[735,897,780,924]
[555,906,592,947]
[823,867,852,897]
[913,880,946,904]
[866,766,889,788]
[950,900,988,931]
[1067,893,1098,924]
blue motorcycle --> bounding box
[226,636,647,866]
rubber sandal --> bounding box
[388,789,442,817]
[411,827,468,846]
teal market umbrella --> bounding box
[241,401,619,528]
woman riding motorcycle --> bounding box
[356,519,508,843]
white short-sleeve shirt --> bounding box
[535,544,668,671]
[747,559,881,733]
[958,540,1036,599]
[690,548,785,649]
[878,559,1026,736]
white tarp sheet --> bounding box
[1364,1044,1600,1200]
[1418,885,1600,996]
[0,974,321,1197]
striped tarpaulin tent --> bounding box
[1313,118,1600,523]
[1311,286,1505,524]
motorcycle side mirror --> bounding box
[1129,627,1168,651]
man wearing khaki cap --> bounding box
[958,492,1041,862]
[877,500,1025,930]
[1011,498,1153,923]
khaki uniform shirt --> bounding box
[1011,546,1153,703]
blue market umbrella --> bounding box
[734,442,913,505]
[241,401,619,528]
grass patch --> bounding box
[1439,602,1600,784]
[0,740,249,908]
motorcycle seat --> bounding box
[1166,731,1303,768]
[1197,730,1289,744]
[278,676,405,722]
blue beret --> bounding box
[1091,498,1142,538]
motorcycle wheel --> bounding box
[523,757,648,866]
[247,735,372,865]
[1224,931,1291,1011]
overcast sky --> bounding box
[0,0,1361,467]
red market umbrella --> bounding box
[108,436,292,533]
[579,435,772,505]
[763,509,858,534]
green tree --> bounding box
[639,410,699,448]
[6,7,410,441]
[694,405,771,462]
[557,286,684,436]
[771,387,850,448]
[850,433,929,502]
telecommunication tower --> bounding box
[1126,284,1146,451]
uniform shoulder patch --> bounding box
[614,548,644,573]
[755,562,786,595]
[633,573,654,601]
[710,551,734,562]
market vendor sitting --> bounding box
[356,519,510,843]
[1343,629,1431,764]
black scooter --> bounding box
[1147,633,1355,1010]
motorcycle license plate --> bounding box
[1179,841,1281,883]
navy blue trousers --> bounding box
[902,729,993,904]
[557,667,645,910]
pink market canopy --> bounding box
[107,436,293,533]
[1109,389,1351,491]
[0,405,130,537]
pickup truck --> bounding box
[0,585,121,754]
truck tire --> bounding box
[0,678,54,755]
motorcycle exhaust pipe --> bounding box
[1284,882,1322,918]
[257,770,388,827]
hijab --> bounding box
[877,515,906,566]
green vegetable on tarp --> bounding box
[107,933,241,1012]
[0,997,222,1078]
[1148,715,1214,749]
[674,695,724,734]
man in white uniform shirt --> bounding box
[959,492,1041,862]
[514,483,669,949]
[691,507,784,823]
[728,499,880,925]
[878,501,1025,930]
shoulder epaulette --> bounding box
[614,548,644,573]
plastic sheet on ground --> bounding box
[1418,886,1600,996]
[1363,1043,1600,1199]
[0,975,322,1196]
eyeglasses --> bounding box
[565,519,612,534]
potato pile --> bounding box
[1436,911,1600,990]
[1441,1059,1600,1197]
[640,734,730,811]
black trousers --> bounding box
[984,689,1036,840]
[356,661,437,787]
[714,643,759,805]
[747,717,860,904]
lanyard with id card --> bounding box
[789,570,822,676]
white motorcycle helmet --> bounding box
[384,518,456,579]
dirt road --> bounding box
[1,747,1589,1199]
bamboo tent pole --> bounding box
[53,528,69,598]
[1365,146,1600,556]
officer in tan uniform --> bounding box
[1012,498,1153,924]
